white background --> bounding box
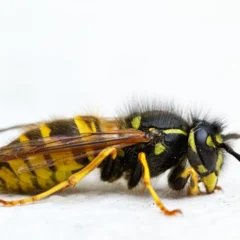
[0,1,240,239]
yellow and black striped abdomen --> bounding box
[0,116,105,194]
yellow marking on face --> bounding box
[206,136,215,148]
[188,130,197,153]
[154,143,166,155]
[40,124,52,137]
[117,149,125,157]
[163,129,187,136]
[74,116,92,133]
[131,116,141,129]
[197,164,208,174]
[215,134,223,144]
[202,172,217,193]
[216,150,223,175]
[19,135,29,142]
[149,128,155,131]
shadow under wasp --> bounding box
[0,102,239,216]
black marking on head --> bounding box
[188,119,224,175]
[194,127,217,172]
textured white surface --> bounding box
[1,1,240,239]
[1,160,240,240]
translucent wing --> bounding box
[0,122,41,133]
[0,130,148,174]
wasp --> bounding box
[0,104,239,216]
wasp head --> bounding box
[188,120,224,193]
[188,120,240,193]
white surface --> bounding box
[0,1,240,239]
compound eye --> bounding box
[195,128,217,172]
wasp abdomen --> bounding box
[0,116,105,193]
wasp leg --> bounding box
[180,168,200,196]
[169,164,223,195]
[168,160,188,190]
[138,152,182,216]
[168,160,188,191]
[0,147,117,206]
[168,163,200,196]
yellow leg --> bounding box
[180,167,200,196]
[138,152,182,216]
[0,147,117,206]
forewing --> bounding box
[0,130,148,173]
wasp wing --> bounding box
[0,130,148,174]
[0,122,44,134]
